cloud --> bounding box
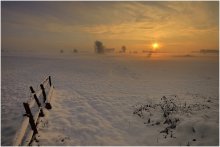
[1,1,219,52]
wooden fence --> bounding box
[13,76,54,146]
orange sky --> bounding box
[1,1,219,53]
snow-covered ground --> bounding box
[1,52,219,145]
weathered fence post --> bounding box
[29,86,35,93]
[49,76,52,87]
[13,76,54,146]
[29,86,44,117]
[40,84,47,102]
[23,103,38,134]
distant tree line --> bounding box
[121,45,126,53]
[94,40,105,54]
[59,48,78,54]
[94,40,126,54]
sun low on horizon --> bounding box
[1,1,219,54]
[1,1,219,146]
[152,43,159,51]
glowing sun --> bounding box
[152,43,159,50]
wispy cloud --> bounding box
[2,1,219,52]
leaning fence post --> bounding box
[40,84,47,103]
[29,86,45,117]
[13,76,55,146]
[29,86,35,93]
[48,76,52,87]
[23,103,38,134]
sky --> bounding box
[1,1,219,53]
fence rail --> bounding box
[13,76,54,146]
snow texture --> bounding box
[1,53,219,145]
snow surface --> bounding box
[1,53,219,145]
